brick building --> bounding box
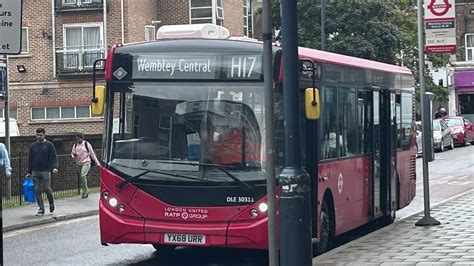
[447,1,474,120]
[4,0,260,136]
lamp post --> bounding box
[279,0,313,265]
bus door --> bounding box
[373,88,396,218]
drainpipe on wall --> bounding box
[103,0,108,57]
[51,0,56,79]
[121,0,124,44]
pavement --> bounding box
[313,189,474,265]
[2,190,474,265]
[2,192,99,232]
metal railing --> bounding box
[1,152,101,208]
[56,46,105,76]
[56,0,103,12]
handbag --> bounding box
[23,178,36,203]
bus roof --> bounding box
[298,46,412,76]
[113,39,412,76]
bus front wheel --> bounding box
[152,244,176,256]
[314,200,333,256]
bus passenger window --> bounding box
[338,87,357,157]
[321,86,337,160]
[357,90,372,154]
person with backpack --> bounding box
[71,132,100,198]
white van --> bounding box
[0,118,20,137]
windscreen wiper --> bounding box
[156,160,253,193]
[114,164,203,189]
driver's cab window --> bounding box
[117,87,263,169]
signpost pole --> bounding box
[0,1,23,263]
[415,0,441,227]
[262,0,278,265]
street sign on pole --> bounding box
[0,0,23,55]
[424,0,456,54]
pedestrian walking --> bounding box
[71,133,100,199]
[26,128,58,216]
[0,142,12,178]
[435,107,447,119]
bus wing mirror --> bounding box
[305,88,320,120]
[92,85,106,116]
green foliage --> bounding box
[271,0,451,102]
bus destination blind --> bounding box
[131,53,263,80]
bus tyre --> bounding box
[152,244,176,256]
[313,200,333,256]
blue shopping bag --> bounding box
[23,178,36,203]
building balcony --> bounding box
[56,46,105,78]
[56,0,104,12]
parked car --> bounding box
[432,119,454,152]
[415,121,423,156]
[445,116,474,146]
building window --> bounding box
[21,27,29,54]
[0,108,18,120]
[190,0,224,26]
[145,25,156,41]
[62,23,104,69]
[243,0,251,37]
[466,34,474,61]
[31,106,93,120]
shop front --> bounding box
[454,70,474,122]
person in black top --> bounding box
[26,128,58,216]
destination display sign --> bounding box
[131,53,263,80]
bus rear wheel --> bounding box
[313,200,333,256]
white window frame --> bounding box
[189,0,224,26]
[145,25,156,41]
[62,23,104,69]
[31,106,95,120]
[0,108,18,120]
[243,0,249,37]
[21,27,29,54]
[466,33,474,61]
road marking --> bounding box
[4,215,97,238]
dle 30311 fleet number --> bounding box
[226,196,255,203]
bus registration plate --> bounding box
[164,233,206,245]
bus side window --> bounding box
[357,90,372,155]
[321,86,338,160]
[338,87,357,157]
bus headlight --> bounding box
[258,202,268,212]
[109,197,118,207]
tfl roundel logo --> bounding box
[427,0,452,17]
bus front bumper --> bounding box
[99,204,269,249]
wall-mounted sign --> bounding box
[424,0,456,54]
[0,0,23,55]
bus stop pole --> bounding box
[279,0,313,265]
[4,56,11,199]
[415,0,440,227]
[262,1,278,265]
